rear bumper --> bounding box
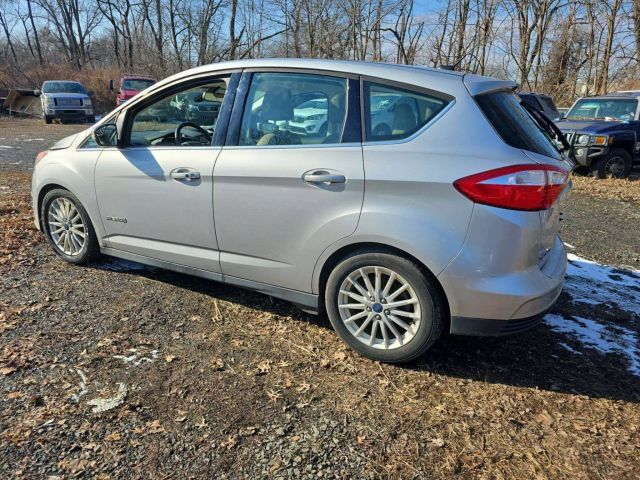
[438,201,567,333]
[442,236,565,335]
[450,310,548,336]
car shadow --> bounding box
[90,258,640,404]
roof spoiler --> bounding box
[463,73,517,96]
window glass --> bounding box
[122,79,155,91]
[519,94,542,111]
[239,72,348,146]
[364,82,449,141]
[566,98,637,122]
[129,77,229,147]
[43,82,86,94]
[476,91,561,160]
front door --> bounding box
[213,71,364,292]
[95,75,234,273]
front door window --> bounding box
[129,78,230,147]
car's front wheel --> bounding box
[591,148,632,179]
[41,189,100,264]
[325,251,445,363]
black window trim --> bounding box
[359,75,455,145]
[225,68,360,148]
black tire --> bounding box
[325,251,445,363]
[45,115,52,124]
[590,148,632,179]
[87,116,96,124]
[40,189,100,264]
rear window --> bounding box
[476,91,561,160]
[122,79,155,91]
[364,82,449,142]
[519,94,541,111]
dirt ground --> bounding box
[1,118,639,479]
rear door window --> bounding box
[476,91,562,160]
[363,82,449,142]
[238,72,348,146]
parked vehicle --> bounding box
[39,81,94,124]
[519,92,561,121]
[110,75,156,106]
[556,92,640,178]
[31,59,571,363]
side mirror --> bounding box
[92,123,118,147]
[109,79,114,91]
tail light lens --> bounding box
[35,151,48,166]
[454,164,569,211]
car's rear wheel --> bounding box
[45,115,52,124]
[591,148,632,179]
[325,252,444,363]
[41,189,100,264]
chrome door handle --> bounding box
[170,168,201,181]
[303,172,346,184]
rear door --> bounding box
[212,70,364,291]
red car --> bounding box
[109,75,156,106]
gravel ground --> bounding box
[1,118,639,479]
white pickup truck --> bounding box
[39,80,95,124]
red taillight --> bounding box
[454,164,569,211]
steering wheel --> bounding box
[175,122,211,146]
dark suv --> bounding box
[556,92,640,178]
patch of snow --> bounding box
[113,348,159,367]
[558,342,582,355]
[23,138,45,142]
[0,145,14,149]
[564,253,640,313]
[545,314,640,376]
[544,253,640,376]
[69,368,89,403]
[87,383,127,413]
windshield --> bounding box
[476,91,562,160]
[122,79,155,91]
[567,98,637,122]
[43,82,86,94]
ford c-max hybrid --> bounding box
[31,59,572,363]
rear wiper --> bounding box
[521,101,575,164]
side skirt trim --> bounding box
[100,248,319,313]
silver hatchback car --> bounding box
[32,59,572,363]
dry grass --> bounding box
[571,173,640,204]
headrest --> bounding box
[261,87,294,121]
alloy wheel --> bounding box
[604,155,625,178]
[47,197,86,256]
[337,266,422,350]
